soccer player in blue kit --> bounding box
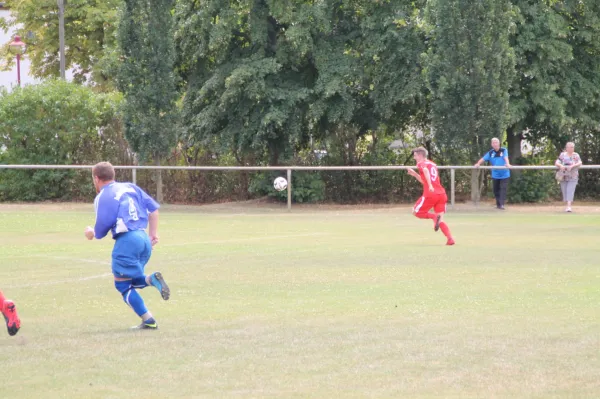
[84,162,170,329]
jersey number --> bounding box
[430,167,438,181]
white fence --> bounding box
[1,164,598,209]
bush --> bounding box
[249,172,325,203]
[505,159,559,203]
[0,80,129,201]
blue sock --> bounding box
[131,275,149,289]
[115,280,148,317]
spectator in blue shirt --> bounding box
[84,162,170,330]
[474,138,512,210]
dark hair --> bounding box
[92,162,115,182]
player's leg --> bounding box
[112,232,157,329]
[413,196,436,222]
[0,290,21,336]
[434,194,454,245]
[136,234,171,301]
[115,280,157,329]
[148,272,170,301]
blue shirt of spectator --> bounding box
[483,147,511,179]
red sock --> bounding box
[439,222,452,238]
[0,290,5,312]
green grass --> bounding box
[0,203,599,398]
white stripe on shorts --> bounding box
[413,196,426,213]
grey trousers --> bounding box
[560,180,577,202]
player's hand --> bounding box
[84,226,95,240]
[428,185,434,193]
[150,235,159,247]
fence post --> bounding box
[287,169,292,211]
[132,168,137,185]
[450,168,455,209]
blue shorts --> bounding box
[111,230,152,279]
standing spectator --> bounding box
[474,138,512,210]
[555,142,583,213]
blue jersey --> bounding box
[93,182,160,240]
[483,147,510,179]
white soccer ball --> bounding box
[273,176,288,191]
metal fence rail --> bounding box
[2,164,598,209]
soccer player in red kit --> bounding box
[0,290,20,336]
[407,147,455,245]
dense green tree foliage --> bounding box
[175,0,426,166]
[507,0,600,157]
[2,0,600,203]
[0,0,120,90]
[424,0,515,162]
[117,0,178,200]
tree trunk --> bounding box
[506,126,522,162]
[155,156,164,203]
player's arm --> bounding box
[148,210,159,246]
[474,157,485,167]
[407,168,423,184]
[422,168,434,192]
[87,195,118,240]
[135,185,160,246]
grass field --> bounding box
[0,202,599,398]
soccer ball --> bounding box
[273,176,288,191]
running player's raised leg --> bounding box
[413,196,436,223]
[434,195,454,245]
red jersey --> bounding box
[417,160,446,196]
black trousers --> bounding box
[493,178,509,207]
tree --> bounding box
[308,0,427,155]
[423,0,515,201]
[175,0,427,166]
[117,0,178,201]
[0,80,128,201]
[0,0,120,90]
[175,0,325,166]
[507,0,600,159]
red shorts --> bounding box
[413,193,447,215]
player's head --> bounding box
[92,162,115,193]
[491,137,501,150]
[412,146,428,162]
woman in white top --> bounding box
[555,142,583,212]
